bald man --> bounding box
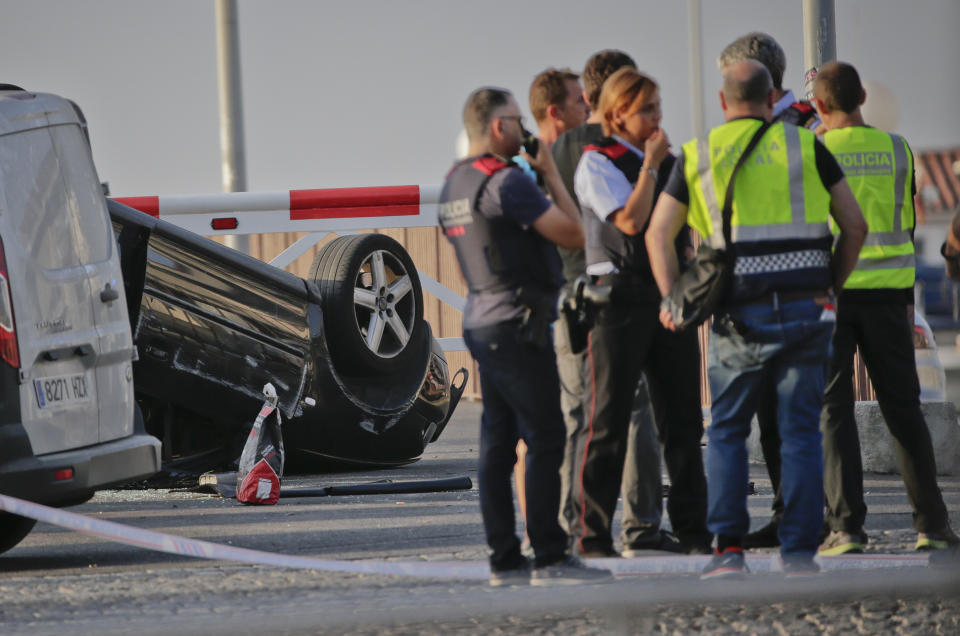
[646,60,866,578]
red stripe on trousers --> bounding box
[577,332,599,552]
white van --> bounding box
[0,86,160,553]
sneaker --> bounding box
[531,554,614,586]
[622,530,685,556]
[700,548,748,580]
[520,536,534,559]
[489,558,531,587]
[679,539,714,555]
[782,556,821,579]
[916,526,960,551]
[818,530,864,556]
[577,546,621,559]
[742,518,780,549]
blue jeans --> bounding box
[464,322,568,570]
[706,298,833,559]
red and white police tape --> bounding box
[0,493,930,578]
[113,185,443,237]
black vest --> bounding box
[776,101,818,128]
[580,138,675,286]
[438,155,562,296]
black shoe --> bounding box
[489,557,531,587]
[782,555,820,579]
[622,530,685,556]
[531,554,614,586]
[742,518,780,549]
[578,546,621,559]
[700,548,749,580]
[677,535,713,555]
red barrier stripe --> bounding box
[289,185,420,219]
[113,196,160,217]
[291,204,420,220]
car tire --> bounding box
[310,234,425,376]
[0,512,36,555]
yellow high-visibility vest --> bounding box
[682,119,833,300]
[823,126,915,290]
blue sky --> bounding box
[2,0,957,198]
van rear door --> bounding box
[0,95,111,454]
[48,123,135,443]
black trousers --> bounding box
[820,301,949,534]
[464,322,568,571]
[574,299,710,553]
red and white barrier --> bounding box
[114,185,442,236]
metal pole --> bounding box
[215,0,249,254]
[687,0,705,140]
[801,0,837,100]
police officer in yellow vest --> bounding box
[646,60,867,578]
[812,62,959,555]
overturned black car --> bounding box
[109,199,466,471]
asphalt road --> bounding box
[1,400,958,635]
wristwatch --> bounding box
[643,166,658,179]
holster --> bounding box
[558,275,613,354]
[513,286,557,349]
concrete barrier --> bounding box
[747,401,960,475]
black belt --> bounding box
[735,289,830,308]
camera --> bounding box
[520,125,539,158]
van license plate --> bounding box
[34,373,92,409]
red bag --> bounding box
[236,383,285,505]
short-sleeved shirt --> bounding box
[661,117,845,206]
[463,166,556,328]
[573,135,649,276]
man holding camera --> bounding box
[438,87,609,586]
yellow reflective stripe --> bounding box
[845,267,915,289]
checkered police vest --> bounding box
[682,119,834,303]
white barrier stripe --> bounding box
[419,184,442,205]
[438,337,466,352]
[268,232,329,269]
[417,271,466,311]
[0,493,929,579]
[159,191,292,215]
